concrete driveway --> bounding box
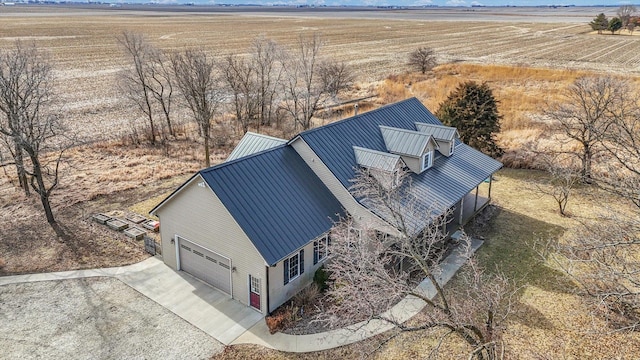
[0,257,264,347]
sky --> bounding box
[194,1,631,6]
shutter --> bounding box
[299,249,305,275]
[283,258,290,285]
[313,241,318,265]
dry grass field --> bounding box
[2,6,640,359]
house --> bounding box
[150,97,502,315]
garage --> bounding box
[177,237,232,295]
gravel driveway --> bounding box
[0,277,223,359]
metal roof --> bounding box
[226,132,287,162]
[414,123,459,141]
[353,146,401,173]
[200,145,344,266]
[298,97,502,234]
[379,126,435,157]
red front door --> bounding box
[249,275,261,310]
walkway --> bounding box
[0,257,263,345]
[232,237,483,352]
[0,237,482,353]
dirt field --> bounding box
[1,6,639,142]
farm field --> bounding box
[1,5,640,359]
[1,6,640,141]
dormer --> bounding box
[414,123,459,157]
[379,125,438,174]
[354,146,403,188]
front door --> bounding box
[249,275,261,311]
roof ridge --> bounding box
[379,125,432,137]
[353,146,401,158]
[414,123,455,130]
[200,143,288,174]
[297,97,419,137]
[243,131,287,142]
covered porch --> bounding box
[446,176,494,235]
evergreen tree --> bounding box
[590,13,609,34]
[436,81,503,157]
[608,17,623,34]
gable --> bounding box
[200,145,344,266]
[379,126,436,158]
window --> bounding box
[250,276,261,295]
[449,142,454,155]
[392,169,400,188]
[313,234,330,265]
[422,151,433,171]
[283,249,304,285]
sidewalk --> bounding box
[0,238,482,353]
[231,238,483,352]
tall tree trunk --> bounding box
[14,142,29,196]
[29,153,55,224]
[204,127,211,168]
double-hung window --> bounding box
[313,234,330,265]
[283,249,304,285]
[422,151,433,171]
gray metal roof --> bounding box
[414,123,459,141]
[353,146,401,173]
[226,132,287,162]
[298,97,502,234]
[200,145,344,266]
[379,126,434,157]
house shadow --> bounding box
[465,205,578,330]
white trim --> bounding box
[314,234,329,264]
[287,252,301,282]
[175,234,233,297]
[422,151,433,171]
[175,234,181,270]
[150,173,202,216]
[248,275,262,312]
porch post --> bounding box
[459,196,464,225]
[488,175,493,199]
[474,186,479,212]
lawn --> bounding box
[214,168,640,359]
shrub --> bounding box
[313,266,330,291]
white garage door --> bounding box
[177,237,231,295]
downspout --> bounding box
[265,265,271,315]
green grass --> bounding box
[214,168,640,359]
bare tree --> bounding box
[546,76,625,183]
[280,34,350,131]
[0,42,72,226]
[251,36,283,128]
[408,47,437,74]
[118,31,158,144]
[535,154,581,216]
[221,54,258,134]
[543,212,640,332]
[321,169,514,359]
[600,93,640,208]
[146,46,175,137]
[618,5,637,28]
[318,61,354,98]
[172,49,223,168]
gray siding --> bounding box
[155,175,268,314]
[268,240,325,313]
[291,138,399,236]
